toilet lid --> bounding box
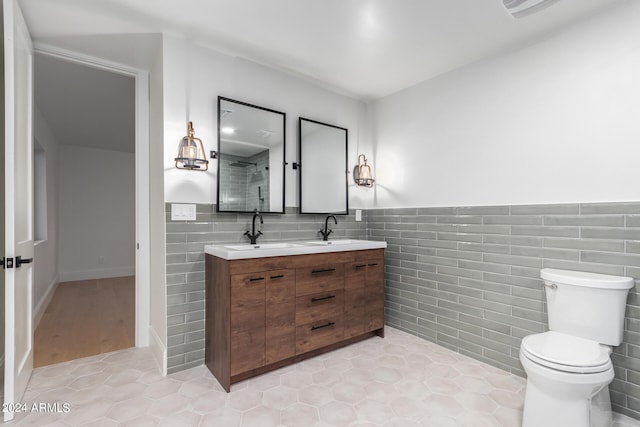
[521,331,611,374]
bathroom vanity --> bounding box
[204,240,386,392]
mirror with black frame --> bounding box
[217,97,286,213]
[298,118,348,214]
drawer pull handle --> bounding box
[311,321,335,331]
[270,274,284,279]
[368,263,378,267]
[355,264,366,269]
[311,295,336,303]
[311,268,336,274]
[249,277,265,282]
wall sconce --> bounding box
[354,154,375,187]
[175,121,209,171]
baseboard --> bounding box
[59,266,135,282]
[149,325,167,376]
[34,276,58,328]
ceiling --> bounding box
[34,53,135,153]
[27,0,625,153]
[21,0,624,101]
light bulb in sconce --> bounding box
[175,121,209,171]
[354,154,375,188]
[186,141,197,161]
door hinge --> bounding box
[1,257,14,269]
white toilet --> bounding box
[520,268,634,427]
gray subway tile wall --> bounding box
[370,202,640,420]
[165,204,367,373]
[164,201,640,420]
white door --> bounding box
[3,0,34,422]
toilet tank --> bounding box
[541,268,634,346]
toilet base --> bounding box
[522,380,612,427]
[592,386,613,427]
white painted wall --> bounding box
[369,1,640,209]
[33,107,59,323]
[58,145,135,281]
[162,35,367,207]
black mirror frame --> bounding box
[298,117,349,215]
[216,96,286,214]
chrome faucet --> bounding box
[319,215,338,241]
[244,212,263,244]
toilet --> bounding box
[520,268,634,427]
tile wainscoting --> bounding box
[370,202,640,420]
[165,201,640,420]
[164,204,366,373]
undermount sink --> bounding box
[224,242,303,250]
[306,239,359,245]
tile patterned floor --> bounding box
[8,327,640,426]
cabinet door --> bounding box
[230,273,266,376]
[344,261,367,338]
[364,260,384,332]
[344,258,384,337]
[266,269,296,364]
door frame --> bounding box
[33,44,151,347]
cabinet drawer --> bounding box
[296,289,343,325]
[296,264,344,296]
[296,317,344,354]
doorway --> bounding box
[31,49,147,366]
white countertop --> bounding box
[204,239,387,260]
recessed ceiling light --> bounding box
[221,127,235,135]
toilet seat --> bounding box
[521,331,611,374]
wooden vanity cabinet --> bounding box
[205,249,384,392]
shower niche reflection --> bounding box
[217,97,286,213]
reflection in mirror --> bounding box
[217,97,286,213]
[298,118,348,214]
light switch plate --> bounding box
[355,209,362,222]
[171,203,197,221]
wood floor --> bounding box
[34,276,135,368]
